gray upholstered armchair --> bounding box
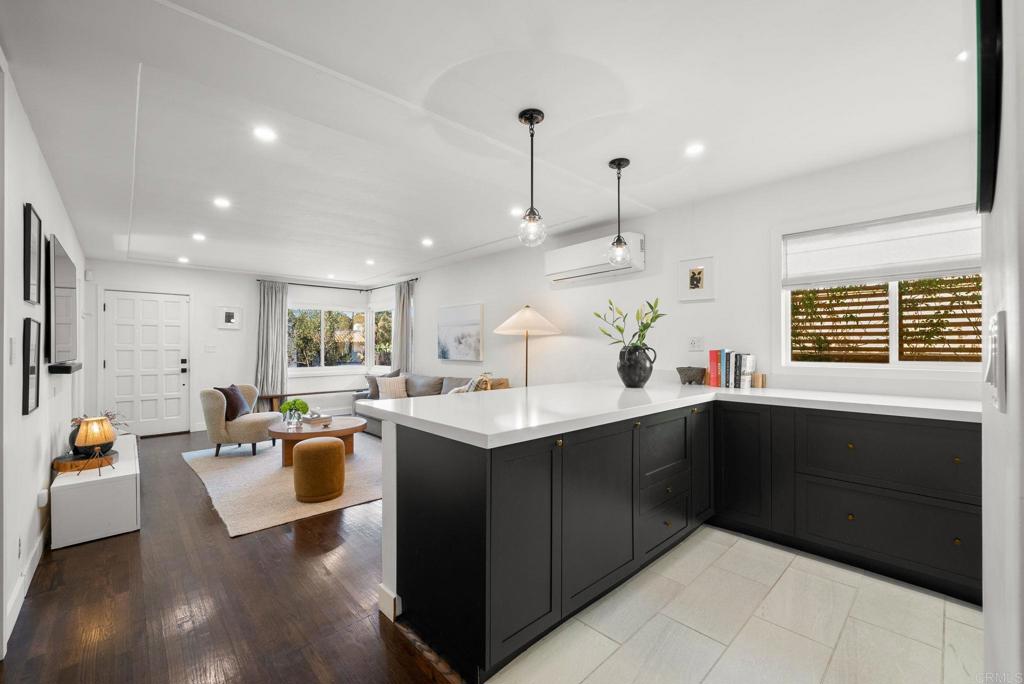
[199,384,280,456]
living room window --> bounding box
[288,308,367,369]
[782,207,982,367]
[374,309,393,367]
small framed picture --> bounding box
[24,204,42,304]
[23,318,41,415]
[217,306,242,330]
[678,256,716,302]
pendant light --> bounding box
[517,108,547,247]
[607,157,631,266]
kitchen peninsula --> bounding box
[359,379,982,683]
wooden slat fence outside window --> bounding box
[790,284,890,363]
[898,275,982,362]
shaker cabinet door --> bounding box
[489,436,562,665]
[714,402,772,530]
[561,420,637,614]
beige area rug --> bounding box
[182,433,382,537]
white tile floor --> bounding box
[488,525,983,684]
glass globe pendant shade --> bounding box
[518,206,547,247]
[607,234,630,266]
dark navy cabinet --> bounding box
[714,402,772,530]
[688,404,714,523]
[561,420,637,613]
[396,401,981,683]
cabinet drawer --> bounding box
[639,492,689,553]
[796,476,981,580]
[639,411,686,487]
[796,411,981,503]
[640,470,689,514]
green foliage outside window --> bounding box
[375,310,393,366]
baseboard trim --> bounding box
[378,582,402,621]
[3,527,46,658]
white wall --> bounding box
[83,261,259,432]
[82,269,387,425]
[2,62,85,653]
[981,0,1024,675]
[413,134,980,400]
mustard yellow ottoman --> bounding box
[292,436,345,503]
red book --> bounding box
[709,350,720,387]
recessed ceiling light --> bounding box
[192,233,206,241]
[684,141,706,158]
[327,274,335,279]
[253,125,278,142]
[421,237,434,247]
[509,206,524,217]
[213,196,231,209]
[177,256,190,264]
[956,50,970,62]
[365,258,376,266]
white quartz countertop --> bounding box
[357,380,981,449]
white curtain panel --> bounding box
[254,280,289,411]
[394,279,415,372]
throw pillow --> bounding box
[365,368,401,400]
[377,376,409,400]
[215,384,252,421]
[446,375,491,394]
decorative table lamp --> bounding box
[71,416,117,475]
[494,305,560,386]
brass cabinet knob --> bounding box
[847,513,856,521]
[663,520,672,528]
[953,456,962,465]
[847,442,855,450]
[634,420,642,428]
[953,537,962,546]
[555,438,564,448]
[691,407,703,414]
[666,486,674,494]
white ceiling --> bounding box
[0,0,976,286]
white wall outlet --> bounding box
[687,336,706,352]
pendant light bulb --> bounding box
[606,158,632,266]
[517,109,547,247]
[608,234,631,266]
[519,207,547,247]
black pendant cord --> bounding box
[616,167,622,239]
[529,123,535,209]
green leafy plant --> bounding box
[279,398,309,415]
[594,298,666,347]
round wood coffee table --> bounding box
[268,417,367,467]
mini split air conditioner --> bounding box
[543,232,646,283]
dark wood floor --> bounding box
[2,431,433,684]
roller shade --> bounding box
[782,207,981,288]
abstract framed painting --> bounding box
[437,304,483,361]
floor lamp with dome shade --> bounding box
[494,305,560,386]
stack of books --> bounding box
[708,350,757,389]
[302,414,332,427]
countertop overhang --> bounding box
[357,380,982,449]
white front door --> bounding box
[103,290,190,436]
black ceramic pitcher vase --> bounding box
[617,345,657,388]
